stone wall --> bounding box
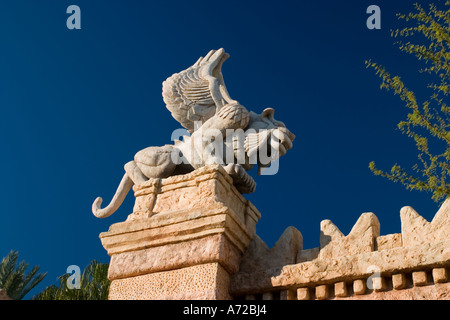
[99,165,449,300]
[231,199,450,300]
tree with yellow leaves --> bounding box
[367,1,450,202]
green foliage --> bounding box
[0,250,47,300]
[366,1,450,202]
[33,260,110,300]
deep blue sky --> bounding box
[0,0,444,298]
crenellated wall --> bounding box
[230,199,450,300]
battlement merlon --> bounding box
[231,198,450,300]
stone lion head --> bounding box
[237,108,295,174]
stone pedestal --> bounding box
[99,165,260,300]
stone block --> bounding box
[353,279,366,295]
[372,276,386,292]
[334,281,347,297]
[297,287,310,300]
[412,271,428,287]
[315,285,328,300]
[392,273,406,290]
[432,268,448,283]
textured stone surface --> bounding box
[412,271,428,287]
[335,283,450,300]
[296,287,310,300]
[108,263,230,300]
[334,282,348,297]
[392,273,406,290]
[108,234,242,280]
[433,267,448,283]
[315,285,328,300]
[401,199,450,247]
[101,205,252,257]
[319,212,380,260]
[127,165,260,229]
[376,233,402,251]
[238,226,302,273]
[231,239,449,296]
[353,279,366,295]
[100,166,260,256]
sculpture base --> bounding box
[99,165,261,300]
[108,262,231,300]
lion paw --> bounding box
[223,163,256,194]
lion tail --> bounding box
[92,173,134,218]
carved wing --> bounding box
[162,49,236,133]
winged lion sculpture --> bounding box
[92,48,295,218]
